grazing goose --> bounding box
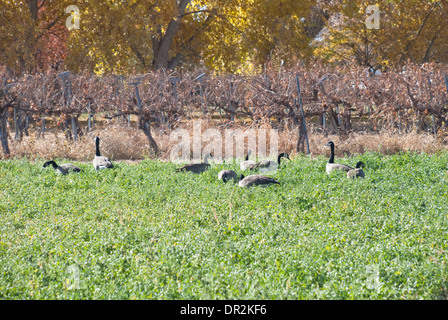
[325,141,353,174]
[176,153,211,173]
[238,174,280,188]
[43,160,82,175]
[93,136,114,170]
[218,169,238,183]
[252,152,291,172]
[240,150,257,171]
[347,161,365,179]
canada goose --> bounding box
[252,152,291,172]
[238,174,280,187]
[325,141,353,174]
[347,161,365,179]
[218,169,238,183]
[43,160,82,175]
[240,150,256,171]
[93,136,114,170]
[176,153,211,173]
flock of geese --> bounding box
[325,141,365,179]
[176,150,292,187]
[43,136,113,175]
[42,137,364,187]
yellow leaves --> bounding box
[316,0,448,67]
[94,62,106,75]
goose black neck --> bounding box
[277,153,287,166]
[328,144,335,163]
[277,154,282,166]
[45,161,58,169]
[95,138,101,157]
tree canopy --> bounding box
[0,0,446,76]
[315,0,448,70]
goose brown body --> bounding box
[218,170,238,183]
[347,161,365,179]
[177,153,211,173]
[240,150,256,171]
[43,161,82,175]
[252,152,290,172]
[325,141,353,174]
[93,137,114,170]
[238,174,280,187]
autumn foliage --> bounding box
[0,1,447,159]
[1,1,447,76]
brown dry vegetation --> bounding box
[4,120,448,163]
[2,63,448,163]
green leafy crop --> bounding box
[0,152,447,299]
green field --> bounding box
[1,152,448,299]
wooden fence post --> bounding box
[427,75,437,135]
[336,105,341,126]
[295,74,310,155]
[444,74,448,127]
[116,75,125,125]
[170,77,181,130]
[14,106,20,141]
[40,84,46,138]
[58,71,77,142]
[317,77,329,134]
[87,101,93,132]
[41,115,46,138]
[196,73,206,115]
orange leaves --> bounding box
[0,0,72,74]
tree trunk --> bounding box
[422,29,440,63]
[140,115,158,157]
[328,108,340,135]
[289,100,299,129]
[0,109,10,157]
[341,108,353,133]
[26,0,39,20]
[399,3,437,64]
[152,0,191,69]
[63,119,72,141]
